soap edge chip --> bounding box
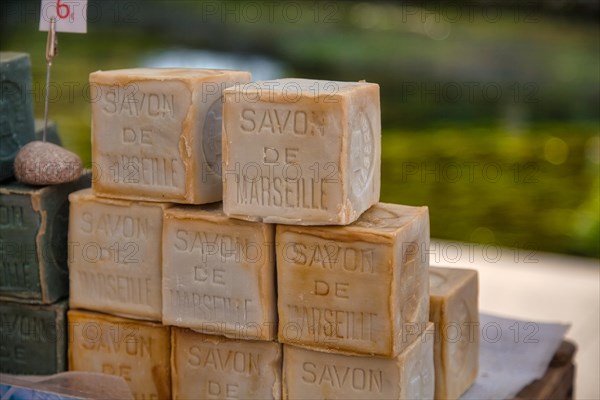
[161,206,277,340]
[67,309,172,399]
[0,174,91,304]
[221,80,380,226]
[343,82,382,225]
[429,267,479,400]
[89,69,251,204]
[67,188,171,321]
[276,204,430,358]
[170,327,282,399]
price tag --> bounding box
[39,0,88,33]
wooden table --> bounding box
[513,341,577,400]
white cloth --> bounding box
[461,313,570,399]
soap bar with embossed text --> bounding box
[283,322,435,399]
[162,204,276,340]
[0,300,68,375]
[90,68,251,204]
[0,52,36,181]
[222,78,381,225]
[68,309,171,400]
[277,202,429,357]
[68,189,170,320]
[0,174,90,304]
[171,328,282,399]
[429,267,479,400]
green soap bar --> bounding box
[0,52,36,181]
[0,173,90,304]
[34,119,62,146]
[0,299,68,375]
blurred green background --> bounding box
[1,0,598,257]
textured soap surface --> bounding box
[222,78,381,225]
[68,189,169,320]
[171,328,282,399]
[0,174,90,303]
[283,322,435,400]
[276,202,430,358]
[162,204,276,340]
[0,52,36,181]
[429,267,479,400]
[68,310,171,399]
[0,300,67,375]
[90,68,251,204]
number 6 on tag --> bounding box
[39,0,88,33]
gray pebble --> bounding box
[14,141,83,185]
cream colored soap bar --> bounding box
[429,267,479,400]
[222,78,381,225]
[172,328,282,399]
[68,189,169,320]
[68,310,171,400]
[162,204,276,340]
[90,68,251,204]
[283,322,434,399]
[277,202,429,357]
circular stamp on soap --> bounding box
[355,206,400,230]
[349,110,374,197]
[400,242,422,324]
[202,96,223,177]
[0,81,24,161]
[449,298,473,373]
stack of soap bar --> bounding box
[0,175,90,303]
[171,327,282,399]
[283,323,434,399]
[89,68,251,204]
[277,202,430,357]
[429,266,479,399]
[222,78,381,225]
[0,52,36,181]
[68,309,171,399]
[0,300,68,374]
[68,188,170,321]
[162,204,276,340]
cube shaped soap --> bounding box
[222,78,381,225]
[277,202,430,357]
[283,323,435,399]
[0,174,90,304]
[90,68,251,204]
[0,52,36,181]
[429,267,479,400]
[68,310,171,400]
[162,204,277,340]
[68,189,170,320]
[171,328,282,399]
[0,300,68,375]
